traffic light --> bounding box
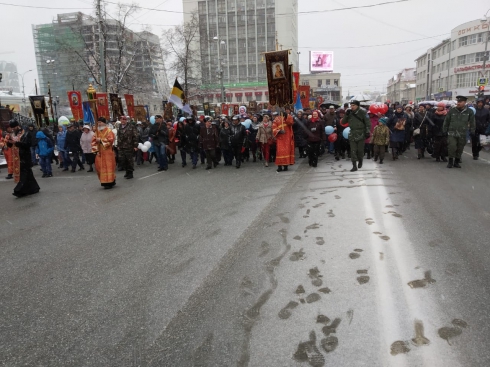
[478,85,485,98]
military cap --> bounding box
[456,95,467,102]
[350,100,360,107]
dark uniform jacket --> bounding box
[199,125,219,150]
[475,107,490,135]
[305,119,325,143]
[149,122,168,146]
[230,123,247,147]
[64,129,82,152]
[342,108,370,142]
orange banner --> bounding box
[95,93,110,120]
[299,86,310,109]
[67,91,83,121]
[293,72,300,103]
[124,94,135,118]
[221,104,229,116]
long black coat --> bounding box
[293,117,307,147]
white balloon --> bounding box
[141,146,149,152]
[144,141,152,148]
[138,143,144,149]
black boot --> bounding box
[453,158,461,168]
[447,158,454,168]
[335,154,339,161]
[5,174,13,179]
[253,155,256,162]
[374,155,378,162]
[436,157,441,162]
[125,171,133,179]
[379,159,384,164]
[284,165,288,171]
[350,162,358,172]
[366,152,371,160]
[358,159,363,168]
[441,156,447,162]
[276,166,283,172]
[87,164,94,172]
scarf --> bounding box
[435,109,447,116]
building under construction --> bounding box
[32,12,169,118]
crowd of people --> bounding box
[1,95,489,197]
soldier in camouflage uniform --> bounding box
[117,116,139,179]
[442,96,475,169]
[341,100,371,172]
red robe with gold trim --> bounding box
[272,115,295,166]
[91,128,116,185]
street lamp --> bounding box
[480,10,490,85]
[213,36,226,104]
[53,95,59,120]
[14,69,32,115]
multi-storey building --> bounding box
[32,12,169,117]
[299,72,342,105]
[415,18,489,102]
[0,61,20,93]
[386,68,416,104]
[183,0,298,105]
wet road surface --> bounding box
[1,146,490,367]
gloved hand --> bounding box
[346,109,351,116]
[365,132,370,139]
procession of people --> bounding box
[1,96,489,197]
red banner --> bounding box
[233,105,239,115]
[293,72,300,103]
[221,104,229,116]
[299,86,310,109]
[67,91,83,121]
[95,93,110,120]
[124,94,135,118]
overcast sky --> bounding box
[1,0,489,97]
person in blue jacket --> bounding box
[35,131,54,177]
[57,125,67,170]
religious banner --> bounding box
[233,105,239,115]
[118,97,125,116]
[29,95,47,127]
[221,104,229,116]
[265,50,292,107]
[203,102,210,116]
[299,86,310,109]
[82,101,95,124]
[67,91,83,121]
[124,94,135,119]
[292,72,300,103]
[95,93,110,120]
[309,100,316,110]
[248,100,257,114]
[109,93,123,120]
[163,101,173,120]
[214,106,221,116]
[134,105,147,123]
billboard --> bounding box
[310,51,334,72]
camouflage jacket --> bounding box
[443,106,475,138]
[371,124,390,146]
[117,123,139,150]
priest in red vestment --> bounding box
[91,117,116,189]
[272,108,295,172]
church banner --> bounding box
[95,93,110,120]
[67,91,83,121]
[110,93,123,120]
[124,94,134,118]
[221,104,229,116]
[299,86,310,109]
[134,105,147,123]
[265,50,292,107]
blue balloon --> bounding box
[343,127,351,140]
[150,116,156,125]
[325,126,334,135]
[469,106,476,114]
[241,119,251,129]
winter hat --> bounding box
[379,117,388,125]
[350,100,360,107]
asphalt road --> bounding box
[1,146,490,367]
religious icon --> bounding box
[71,93,79,106]
[272,62,285,80]
[34,100,42,109]
[97,97,105,106]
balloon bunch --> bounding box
[369,103,388,115]
[138,141,152,152]
[324,126,338,142]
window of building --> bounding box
[301,80,309,86]
[443,45,446,54]
[246,94,253,102]
[452,40,456,51]
[475,52,486,63]
[457,55,466,66]
[466,53,476,64]
[456,72,478,88]
[334,79,338,86]
[317,79,322,87]
[468,33,483,45]
[450,58,455,67]
[256,95,262,101]
[236,95,243,102]
[459,36,468,47]
[326,79,330,85]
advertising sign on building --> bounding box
[310,51,334,73]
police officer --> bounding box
[443,96,475,168]
[117,115,139,178]
[341,100,370,172]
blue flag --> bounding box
[82,101,95,125]
[294,90,303,112]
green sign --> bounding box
[477,77,488,87]
[201,81,267,89]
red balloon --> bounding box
[369,104,379,114]
[380,104,388,114]
[328,133,338,142]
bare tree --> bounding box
[161,12,202,99]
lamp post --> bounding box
[14,69,32,115]
[478,9,490,97]
[53,96,59,120]
[213,36,226,104]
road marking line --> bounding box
[463,151,490,163]
[138,171,164,180]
